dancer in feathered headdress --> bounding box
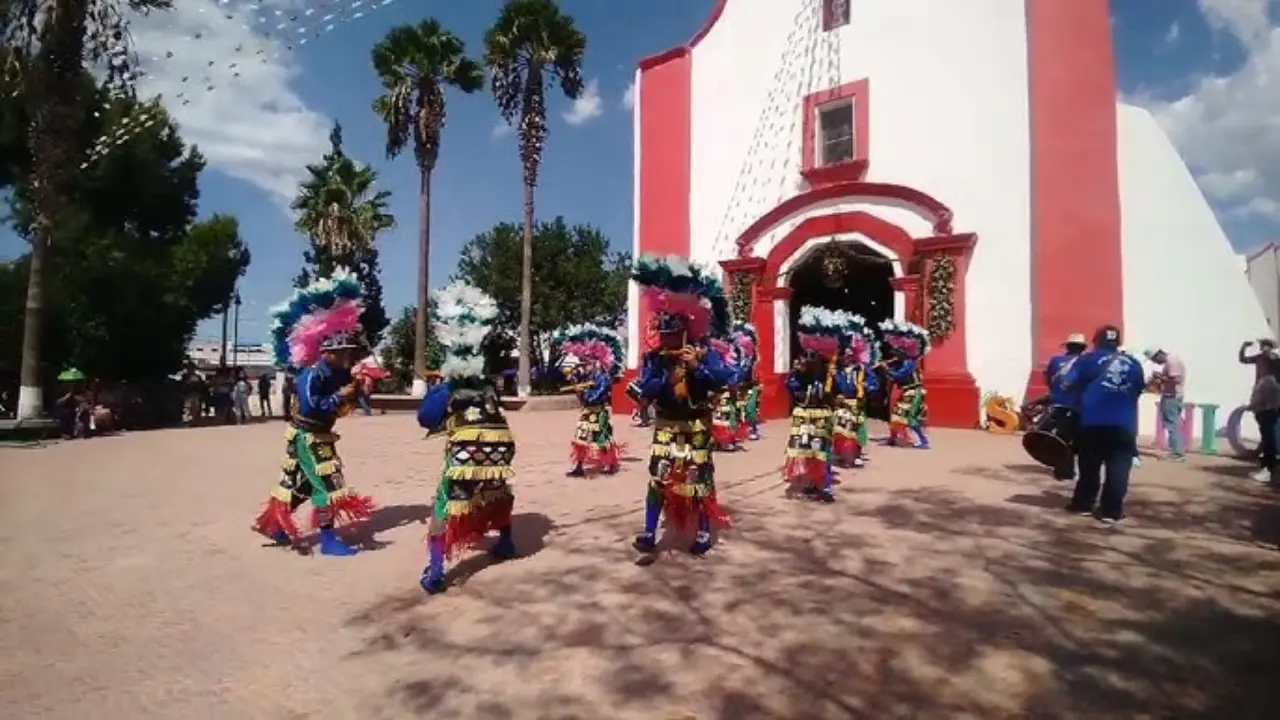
[783,306,855,501]
[251,268,376,556]
[554,323,625,476]
[879,319,932,449]
[831,315,880,468]
[708,333,747,452]
[630,254,736,557]
[731,322,762,441]
[415,282,518,594]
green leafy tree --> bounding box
[380,303,443,392]
[291,123,393,347]
[371,19,483,392]
[2,0,174,417]
[0,88,249,384]
[454,217,628,389]
[484,0,587,396]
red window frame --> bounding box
[800,78,870,187]
[822,0,851,31]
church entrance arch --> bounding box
[783,238,898,367]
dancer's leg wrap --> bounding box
[643,488,664,535]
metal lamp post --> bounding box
[232,290,242,368]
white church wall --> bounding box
[687,0,1034,402]
[1116,102,1270,442]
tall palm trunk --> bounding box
[411,166,432,397]
[18,0,91,419]
[517,181,534,397]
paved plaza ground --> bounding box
[1,410,1278,719]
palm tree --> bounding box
[371,19,483,396]
[4,0,171,419]
[291,125,395,256]
[484,0,586,397]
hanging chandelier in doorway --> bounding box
[820,244,849,288]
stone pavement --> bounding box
[0,412,1277,719]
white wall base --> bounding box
[410,378,428,398]
[16,385,42,420]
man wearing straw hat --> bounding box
[1042,332,1088,480]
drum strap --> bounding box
[1051,355,1078,387]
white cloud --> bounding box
[492,119,513,139]
[562,77,603,126]
[1137,0,1280,222]
[1164,20,1181,45]
[621,79,635,110]
[114,0,387,213]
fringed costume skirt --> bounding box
[431,425,516,558]
[891,387,927,427]
[783,406,834,487]
[832,399,865,461]
[253,425,376,542]
[710,392,746,448]
[570,404,620,471]
[648,417,731,533]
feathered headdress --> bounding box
[269,268,363,369]
[632,254,730,339]
[552,323,625,378]
[731,322,758,364]
[879,318,930,359]
[433,281,499,380]
[798,306,855,360]
[841,314,878,365]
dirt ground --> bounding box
[1,411,1277,719]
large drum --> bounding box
[1021,405,1079,468]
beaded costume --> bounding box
[731,323,762,441]
[708,336,747,451]
[631,254,736,556]
[555,324,625,476]
[831,315,879,468]
[880,319,932,449]
[252,269,376,556]
[784,306,856,501]
[416,282,517,594]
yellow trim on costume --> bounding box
[280,458,299,472]
[445,465,516,481]
[654,418,709,433]
[785,448,829,459]
[283,426,298,441]
[449,425,514,444]
[270,485,294,502]
[790,407,833,421]
[315,460,341,476]
[649,445,711,464]
[445,488,513,517]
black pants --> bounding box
[1255,409,1278,469]
[1071,425,1136,520]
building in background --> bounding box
[186,340,275,373]
[1245,244,1280,339]
[620,0,1269,436]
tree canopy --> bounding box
[0,79,249,384]
[453,216,629,380]
[379,303,442,392]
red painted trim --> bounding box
[637,0,729,70]
[1023,0,1122,402]
[801,79,870,187]
[719,256,766,275]
[734,181,955,258]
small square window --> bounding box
[817,101,855,166]
[824,0,850,30]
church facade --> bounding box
[616,0,1269,435]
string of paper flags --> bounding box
[73,0,402,169]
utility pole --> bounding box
[232,291,242,367]
[219,298,230,367]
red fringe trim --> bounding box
[733,423,750,442]
[252,496,301,542]
[710,424,736,447]
[309,492,377,530]
[440,496,514,559]
[661,488,732,534]
[783,456,827,487]
[832,436,862,462]
[569,441,624,471]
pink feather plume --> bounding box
[799,333,839,359]
[709,338,733,356]
[733,334,756,358]
[288,299,362,367]
[846,337,870,364]
[561,340,615,370]
[641,287,710,339]
[886,335,922,358]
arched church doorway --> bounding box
[787,241,896,418]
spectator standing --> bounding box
[233,369,252,424]
[257,372,273,417]
[1145,347,1187,461]
[1240,339,1279,481]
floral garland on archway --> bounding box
[926,254,957,339]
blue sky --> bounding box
[2,0,1277,344]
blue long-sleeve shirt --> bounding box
[833,367,856,398]
[887,358,920,388]
[417,381,452,432]
[787,371,833,407]
[1063,349,1145,433]
[580,371,611,406]
[637,348,734,419]
[294,359,350,431]
[1045,351,1084,409]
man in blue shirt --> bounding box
[1043,332,1088,480]
[1062,325,1146,524]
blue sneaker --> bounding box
[490,533,517,560]
[633,532,657,553]
[690,532,713,556]
[317,528,358,557]
[419,565,446,594]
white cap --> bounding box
[1065,333,1086,345]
